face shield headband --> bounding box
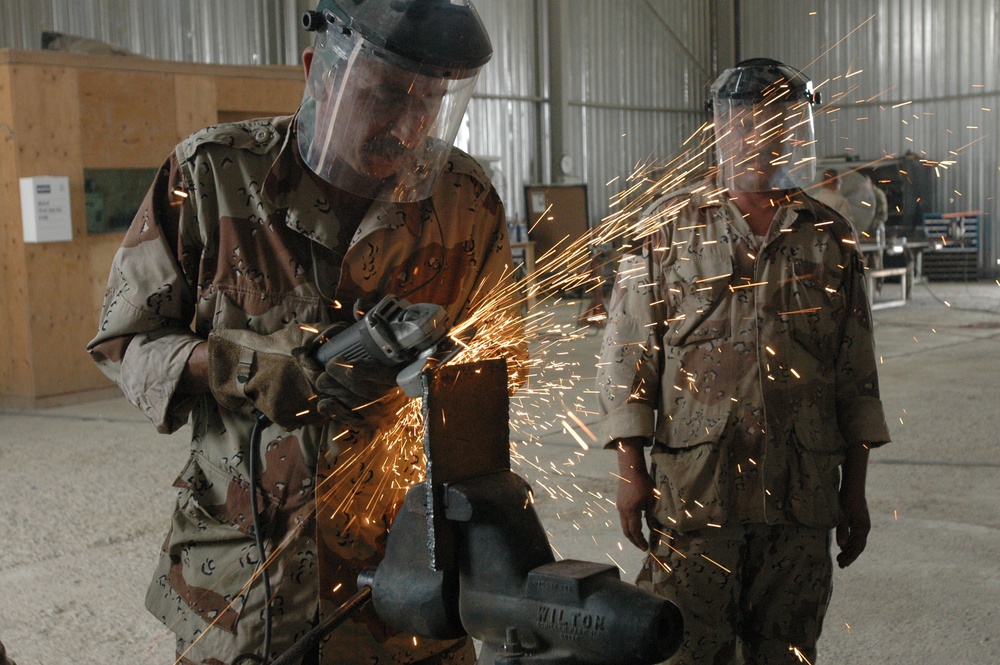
[297,22,482,202]
[710,66,819,194]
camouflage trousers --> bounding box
[637,523,832,665]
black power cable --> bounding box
[233,413,374,665]
[232,412,275,665]
[269,587,373,665]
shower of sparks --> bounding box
[173,15,997,651]
[699,554,732,574]
[790,646,815,664]
[566,410,598,442]
[563,420,591,450]
[606,553,627,573]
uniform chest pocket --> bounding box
[662,257,733,347]
[783,259,847,362]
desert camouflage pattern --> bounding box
[637,524,832,664]
[0,640,15,665]
[88,114,516,664]
[598,182,890,532]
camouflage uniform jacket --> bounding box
[598,184,890,533]
[88,115,517,663]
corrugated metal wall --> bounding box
[461,0,544,226]
[740,0,999,274]
[0,0,312,65]
[562,0,715,227]
[3,0,995,274]
[0,0,541,227]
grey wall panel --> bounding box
[475,0,540,99]
[565,106,709,226]
[463,98,541,223]
[562,0,715,229]
[740,0,999,275]
[463,0,543,224]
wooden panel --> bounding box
[9,62,104,397]
[216,76,304,119]
[24,241,109,395]
[0,50,307,402]
[79,70,177,169]
[175,74,217,141]
[12,64,81,173]
[0,63,33,398]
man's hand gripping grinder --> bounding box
[314,294,455,398]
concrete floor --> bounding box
[1,280,998,664]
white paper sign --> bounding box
[530,190,548,214]
[20,176,72,243]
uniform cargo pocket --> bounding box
[659,395,731,450]
[791,417,847,456]
[172,451,279,537]
[786,427,845,528]
[156,452,280,633]
[784,259,846,363]
[650,443,725,528]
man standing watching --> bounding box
[870,174,889,246]
[810,167,855,225]
[88,1,518,663]
[598,58,890,664]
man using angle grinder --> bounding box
[88,1,521,663]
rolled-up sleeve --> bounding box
[88,155,203,433]
[835,250,891,447]
[597,234,664,448]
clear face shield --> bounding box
[709,62,819,194]
[297,23,482,202]
[712,97,817,193]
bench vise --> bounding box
[358,359,682,665]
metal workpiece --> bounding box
[421,358,512,570]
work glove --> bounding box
[311,297,415,413]
[208,323,404,429]
[207,323,341,429]
[315,354,401,412]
